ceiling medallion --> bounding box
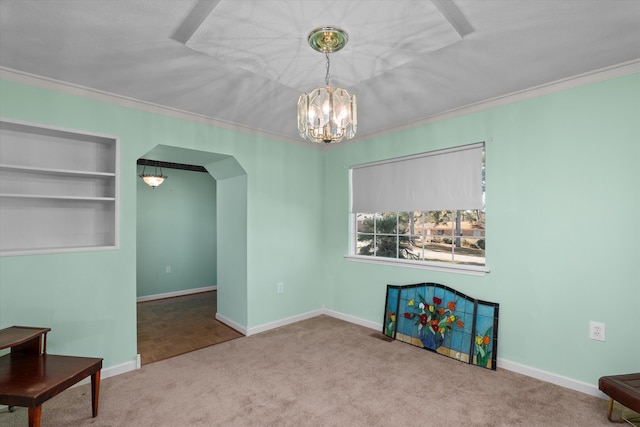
[307,26,349,53]
[297,26,357,144]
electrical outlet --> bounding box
[165,266,171,274]
[277,282,284,294]
[589,321,605,341]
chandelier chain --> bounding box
[325,53,331,86]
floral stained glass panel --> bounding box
[383,283,499,370]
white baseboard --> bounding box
[215,312,247,335]
[236,307,381,336]
[103,358,138,378]
[136,286,217,303]
[496,358,606,399]
[72,357,138,387]
[246,309,324,336]
[323,306,382,331]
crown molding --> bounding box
[341,59,640,146]
[0,66,312,148]
[2,60,638,151]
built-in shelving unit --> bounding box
[0,119,119,256]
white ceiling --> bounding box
[1,0,639,144]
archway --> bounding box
[136,145,248,363]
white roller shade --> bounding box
[351,143,484,213]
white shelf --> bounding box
[0,163,116,177]
[0,118,119,256]
[0,193,116,201]
[1,245,117,257]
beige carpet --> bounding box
[1,315,633,426]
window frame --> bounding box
[347,214,489,276]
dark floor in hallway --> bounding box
[137,291,243,365]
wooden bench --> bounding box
[0,326,102,427]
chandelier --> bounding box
[298,26,357,144]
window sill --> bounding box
[344,255,490,276]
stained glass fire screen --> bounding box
[383,283,499,370]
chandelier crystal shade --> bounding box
[298,27,357,144]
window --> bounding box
[350,143,485,270]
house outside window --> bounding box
[350,143,486,272]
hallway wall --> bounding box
[136,166,217,298]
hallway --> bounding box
[136,291,243,365]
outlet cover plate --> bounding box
[589,321,605,341]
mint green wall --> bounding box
[322,73,640,386]
[215,172,248,326]
[209,156,248,327]
[136,166,217,297]
[0,79,324,368]
[1,73,637,389]
[243,137,324,327]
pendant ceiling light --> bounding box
[298,26,357,144]
[139,160,167,188]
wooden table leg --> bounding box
[28,405,42,427]
[91,369,101,418]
